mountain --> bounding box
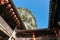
[17,7,37,30]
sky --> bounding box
[13,0,50,29]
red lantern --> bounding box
[13,15,17,19]
[16,20,20,25]
[1,0,5,2]
[7,4,11,8]
[10,8,13,12]
[54,30,57,33]
[53,27,56,30]
[5,0,9,3]
[32,32,35,40]
[15,18,18,21]
[16,18,18,20]
[56,34,58,37]
[11,12,15,16]
[53,27,57,32]
[1,1,4,5]
[16,20,19,23]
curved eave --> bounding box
[9,0,26,30]
[0,0,26,30]
[16,28,55,37]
